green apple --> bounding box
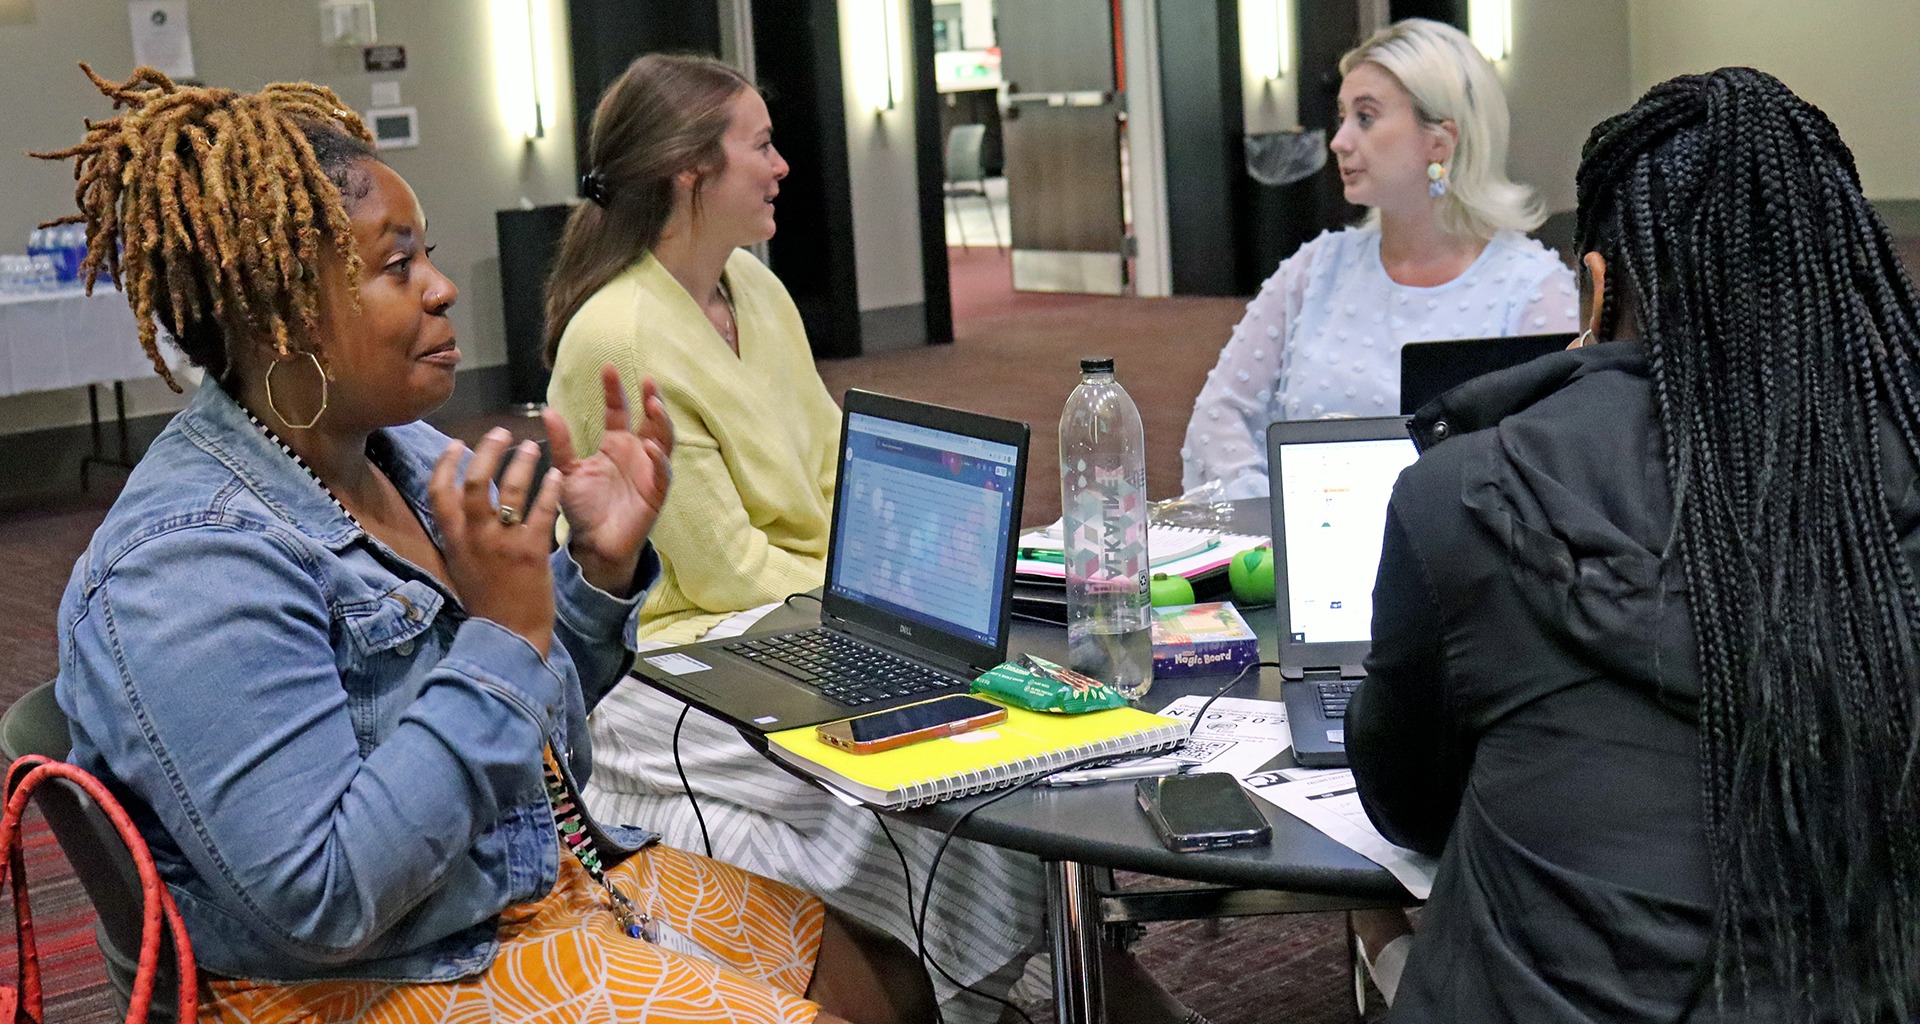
[1229,545,1276,605]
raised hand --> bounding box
[541,365,674,596]
[429,428,562,656]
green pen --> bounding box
[1019,548,1066,564]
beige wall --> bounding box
[0,0,577,436]
[1502,0,1634,216]
[841,0,926,314]
[1629,0,1920,200]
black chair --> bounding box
[0,682,183,1021]
[943,123,1004,252]
[1535,209,1577,268]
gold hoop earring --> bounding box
[265,351,328,430]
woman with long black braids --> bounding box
[1346,67,1920,1022]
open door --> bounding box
[998,0,1128,295]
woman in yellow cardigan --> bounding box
[545,68,837,647]
[543,56,1215,1024]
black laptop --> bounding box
[1267,416,1420,767]
[633,389,1030,733]
[1398,332,1576,414]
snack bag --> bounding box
[971,653,1131,713]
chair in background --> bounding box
[944,123,1004,252]
[0,682,180,1022]
[1535,209,1577,268]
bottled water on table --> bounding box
[1059,356,1154,699]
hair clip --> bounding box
[580,169,612,208]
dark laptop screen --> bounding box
[1273,435,1418,645]
[826,410,1021,649]
[1398,333,1576,415]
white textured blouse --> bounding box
[1181,224,1579,498]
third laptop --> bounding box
[1267,416,1420,767]
[630,389,1030,734]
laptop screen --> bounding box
[1274,435,1419,645]
[1398,332,1576,415]
[827,410,1021,649]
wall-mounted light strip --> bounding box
[1247,0,1289,80]
[1469,0,1511,62]
[854,0,900,112]
[493,0,551,140]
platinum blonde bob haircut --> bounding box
[1339,18,1543,240]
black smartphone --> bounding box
[1136,772,1273,853]
[815,695,1008,754]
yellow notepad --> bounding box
[768,701,1187,809]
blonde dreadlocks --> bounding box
[31,64,377,392]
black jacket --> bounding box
[1350,343,1920,1023]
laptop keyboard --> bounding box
[722,630,958,707]
[1315,679,1362,719]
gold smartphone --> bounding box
[815,695,1008,755]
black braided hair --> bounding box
[1575,67,1920,1021]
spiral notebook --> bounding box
[767,701,1187,808]
[1016,525,1264,581]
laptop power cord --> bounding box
[671,705,715,860]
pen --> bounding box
[1019,548,1066,564]
[1042,758,1195,787]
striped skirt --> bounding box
[203,844,824,1023]
[584,680,1047,1024]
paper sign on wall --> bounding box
[128,0,195,80]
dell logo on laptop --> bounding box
[898,624,913,637]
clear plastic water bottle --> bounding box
[25,228,50,275]
[58,224,87,283]
[1059,357,1154,698]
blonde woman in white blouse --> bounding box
[1182,18,1578,500]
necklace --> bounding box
[244,406,365,529]
[715,277,738,350]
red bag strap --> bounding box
[1,755,198,1024]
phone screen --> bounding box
[842,695,1003,743]
[1141,773,1271,839]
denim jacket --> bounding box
[55,381,660,984]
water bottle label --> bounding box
[1063,466,1148,583]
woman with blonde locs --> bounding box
[42,62,934,1023]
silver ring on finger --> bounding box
[497,504,524,526]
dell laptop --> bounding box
[1398,332,1577,415]
[1267,416,1420,767]
[632,389,1030,733]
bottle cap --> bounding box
[1079,357,1115,374]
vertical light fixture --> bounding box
[1469,0,1511,61]
[854,0,900,112]
[522,0,550,138]
[493,0,550,139]
[1248,0,1289,80]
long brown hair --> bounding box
[542,54,751,364]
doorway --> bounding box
[919,0,1139,342]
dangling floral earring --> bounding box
[1427,161,1449,198]
[264,350,329,429]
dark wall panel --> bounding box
[909,0,954,346]
[567,0,722,181]
[751,0,863,358]
[1157,0,1248,296]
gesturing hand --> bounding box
[429,429,562,657]
[541,365,675,597]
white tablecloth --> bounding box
[0,286,150,397]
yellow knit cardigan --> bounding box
[548,250,840,644]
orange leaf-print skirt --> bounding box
[204,844,824,1023]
